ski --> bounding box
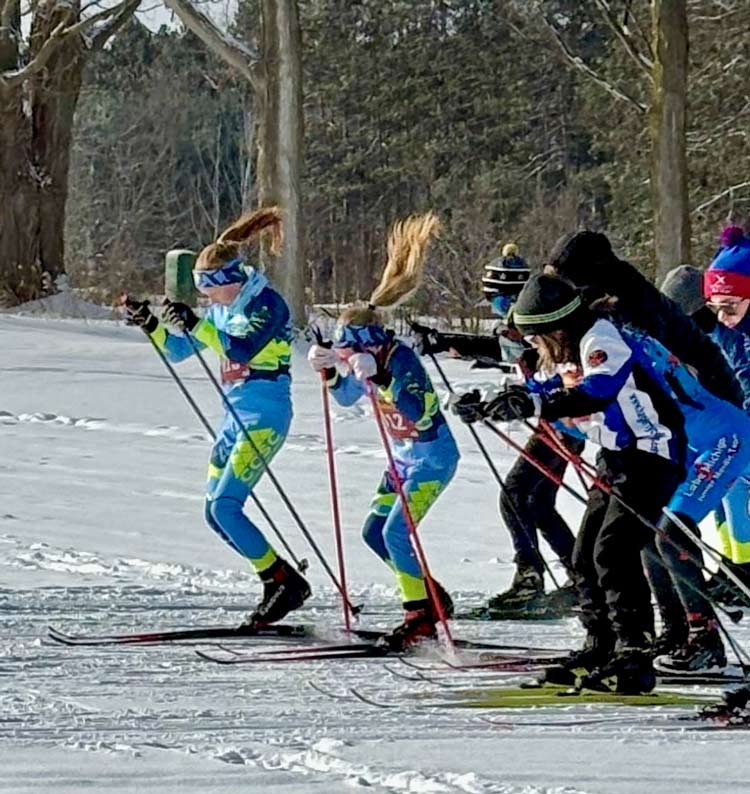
[47,622,311,646]
[456,605,570,622]
[196,642,385,664]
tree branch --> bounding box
[89,0,140,51]
[692,182,750,216]
[593,0,654,78]
[163,0,263,95]
[539,12,647,114]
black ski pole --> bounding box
[180,328,361,620]
[425,349,563,591]
[139,324,309,573]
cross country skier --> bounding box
[126,207,310,626]
[456,274,750,692]
[661,233,750,603]
[308,213,459,651]
[411,250,583,615]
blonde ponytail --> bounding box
[195,206,284,271]
[368,212,440,308]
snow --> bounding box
[2,313,750,793]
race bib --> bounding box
[378,401,419,440]
[220,359,251,384]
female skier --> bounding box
[308,213,459,651]
[127,207,310,626]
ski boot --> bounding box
[544,580,579,612]
[540,633,613,686]
[486,566,544,610]
[654,623,727,674]
[377,600,437,653]
[713,562,750,607]
[241,558,311,628]
[700,686,750,723]
[579,645,656,695]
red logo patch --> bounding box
[587,349,608,367]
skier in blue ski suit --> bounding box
[127,208,310,626]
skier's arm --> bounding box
[150,324,207,362]
[387,347,438,424]
[328,370,366,406]
[191,289,290,364]
[540,325,632,421]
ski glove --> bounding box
[350,352,379,382]
[162,300,199,331]
[410,322,444,356]
[308,344,338,372]
[485,385,540,422]
[125,299,159,334]
[451,389,487,424]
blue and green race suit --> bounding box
[328,341,459,604]
[148,269,293,573]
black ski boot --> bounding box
[580,646,656,695]
[700,686,750,723]
[242,558,311,627]
[487,566,544,609]
[541,633,613,686]
[428,579,455,619]
[650,623,688,659]
[713,562,750,607]
[545,580,579,612]
[654,624,727,674]
[377,601,437,653]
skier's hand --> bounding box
[308,344,341,373]
[350,352,378,382]
[485,385,540,422]
[410,322,444,356]
[162,300,199,331]
[124,297,158,334]
[451,389,487,424]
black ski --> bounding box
[47,622,310,646]
[197,642,385,664]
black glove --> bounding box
[485,385,537,422]
[124,297,158,334]
[410,322,445,356]
[162,300,199,331]
[451,389,487,424]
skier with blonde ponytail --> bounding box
[308,213,459,650]
[126,206,310,626]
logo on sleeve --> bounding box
[587,349,608,367]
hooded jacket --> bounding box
[549,231,743,407]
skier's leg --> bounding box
[361,473,397,565]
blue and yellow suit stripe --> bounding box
[329,342,459,603]
[148,271,293,573]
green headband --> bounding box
[513,295,582,328]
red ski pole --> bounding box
[319,372,352,632]
[366,383,455,652]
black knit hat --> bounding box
[512,274,584,335]
[548,231,615,286]
[481,255,531,297]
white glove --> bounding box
[307,344,338,372]
[349,352,378,381]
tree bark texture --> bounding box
[650,0,691,281]
[260,0,305,323]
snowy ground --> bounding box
[2,314,750,794]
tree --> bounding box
[163,0,305,322]
[539,0,690,280]
[0,0,139,305]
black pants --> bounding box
[500,433,584,576]
[573,448,683,649]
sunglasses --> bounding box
[707,299,748,315]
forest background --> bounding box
[2,1,749,324]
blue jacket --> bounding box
[711,315,750,414]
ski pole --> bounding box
[365,383,455,651]
[319,370,352,633]
[425,350,563,590]
[312,327,353,631]
[180,329,361,620]
[137,319,309,573]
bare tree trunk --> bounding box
[260,0,304,322]
[650,0,691,280]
